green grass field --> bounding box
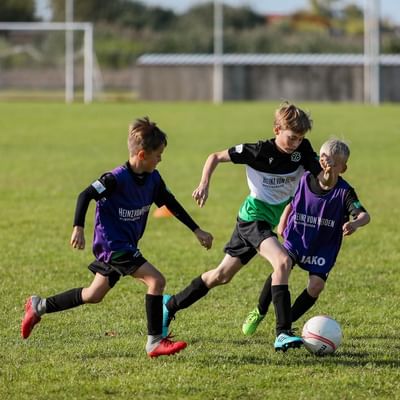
[1,101,399,399]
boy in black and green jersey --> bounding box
[163,102,332,351]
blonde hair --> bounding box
[274,101,312,134]
[320,139,350,161]
[128,117,167,156]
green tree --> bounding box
[342,4,364,35]
[309,0,340,19]
[0,0,36,21]
[49,0,176,30]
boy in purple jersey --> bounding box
[162,102,335,351]
[21,117,213,358]
[242,139,370,339]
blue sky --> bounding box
[36,0,400,24]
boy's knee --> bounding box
[150,275,166,293]
[307,281,325,297]
[203,269,231,287]
[214,271,231,285]
[275,254,292,274]
[83,292,105,304]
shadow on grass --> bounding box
[194,351,400,368]
[188,336,400,368]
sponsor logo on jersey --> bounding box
[92,180,106,194]
[291,152,301,162]
[300,255,326,266]
[118,205,151,221]
[235,144,243,153]
[262,175,297,188]
[295,212,335,228]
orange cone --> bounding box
[153,205,173,218]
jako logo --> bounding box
[300,255,326,266]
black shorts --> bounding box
[309,271,329,281]
[88,251,147,288]
[285,249,330,282]
[224,218,277,265]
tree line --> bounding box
[1,0,399,69]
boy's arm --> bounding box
[71,173,116,250]
[192,149,231,207]
[155,182,214,250]
[343,210,371,236]
[317,154,336,188]
[277,203,292,237]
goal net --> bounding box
[0,22,94,103]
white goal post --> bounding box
[0,22,93,103]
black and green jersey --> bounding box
[228,138,321,227]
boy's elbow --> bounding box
[211,149,230,163]
[361,212,371,226]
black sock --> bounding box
[291,289,317,323]
[167,276,209,314]
[271,285,291,335]
[257,273,272,315]
[45,288,84,313]
[146,294,163,336]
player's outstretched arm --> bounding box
[277,203,292,237]
[192,150,231,207]
[193,228,214,250]
[70,225,85,250]
[318,154,336,189]
[343,211,371,236]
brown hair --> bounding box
[274,101,312,134]
[128,117,167,156]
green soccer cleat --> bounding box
[242,307,265,336]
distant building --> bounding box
[136,53,400,102]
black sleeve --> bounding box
[301,139,322,177]
[344,187,367,218]
[154,178,199,232]
[73,173,117,227]
[228,142,261,164]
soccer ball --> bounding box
[302,315,342,356]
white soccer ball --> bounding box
[302,315,342,356]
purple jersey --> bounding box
[283,172,351,274]
[92,165,161,262]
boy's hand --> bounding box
[320,153,334,173]
[342,221,356,236]
[192,183,209,207]
[194,228,213,250]
[70,226,85,249]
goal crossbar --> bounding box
[0,22,93,103]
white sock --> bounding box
[146,334,163,352]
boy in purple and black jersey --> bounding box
[242,139,370,339]
[21,117,213,358]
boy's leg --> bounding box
[132,262,187,357]
[257,273,273,315]
[291,274,325,322]
[163,255,243,334]
[291,289,317,323]
[21,273,111,339]
[242,273,272,335]
[258,237,302,351]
